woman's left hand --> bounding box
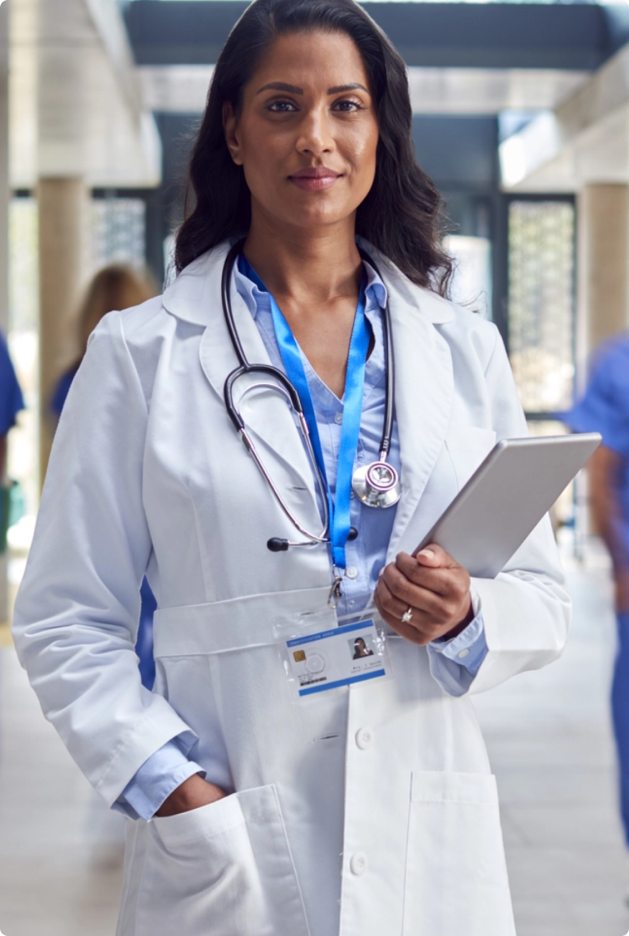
[374,545,474,645]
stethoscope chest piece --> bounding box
[352,461,401,508]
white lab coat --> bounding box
[13,240,570,936]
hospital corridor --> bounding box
[3,1,629,934]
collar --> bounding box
[168,238,456,559]
[162,238,455,327]
[233,252,388,322]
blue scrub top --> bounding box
[567,333,629,546]
[0,331,25,436]
[50,366,78,419]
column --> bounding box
[575,184,629,545]
[37,177,89,481]
[576,184,629,383]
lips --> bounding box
[288,167,342,191]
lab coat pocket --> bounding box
[402,771,515,936]
[136,784,311,936]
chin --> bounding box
[281,205,355,232]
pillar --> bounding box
[577,184,629,383]
[37,177,89,482]
[575,184,629,547]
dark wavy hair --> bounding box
[175,0,453,296]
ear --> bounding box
[223,101,243,166]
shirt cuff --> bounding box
[115,737,205,821]
[426,592,488,696]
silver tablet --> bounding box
[414,433,601,578]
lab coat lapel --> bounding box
[385,277,454,558]
[163,242,455,551]
[162,243,320,503]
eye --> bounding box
[267,100,299,113]
[332,99,364,112]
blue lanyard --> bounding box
[239,255,370,571]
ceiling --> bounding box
[139,64,590,115]
[128,0,629,193]
[10,0,161,188]
[500,38,629,190]
[10,0,629,194]
[125,1,629,70]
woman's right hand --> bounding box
[155,773,227,818]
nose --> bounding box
[296,107,335,158]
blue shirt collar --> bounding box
[234,254,388,320]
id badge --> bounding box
[278,610,392,699]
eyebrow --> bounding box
[257,82,303,95]
[256,81,369,95]
[327,83,369,95]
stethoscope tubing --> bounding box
[222,241,330,544]
[220,238,395,548]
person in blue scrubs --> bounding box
[0,330,25,526]
[567,334,629,855]
[51,265,157,689]
[0,331,25,435]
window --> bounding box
[92,197,147,272]
[507,199,575,416]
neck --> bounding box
[242,212,362,305]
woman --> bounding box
[13,2,570,934]
[50,264,156,419]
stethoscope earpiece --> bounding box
[267,527,359,553]
[267,538,290,552]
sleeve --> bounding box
[117,739,205,821]
[427,608,487,697]
[566,343,629,457]
[12,313,197,807]
[465,327,572,696]
[0,331,25,435]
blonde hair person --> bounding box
[80,264,157,355]
[51,264,157,419]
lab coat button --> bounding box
[350,852,368,875]
[458,648,470,659]
[346,567,358,580]
[355,728,373,750]
[334,412,343,425]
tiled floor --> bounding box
[474,542,629,935]
[0,643,125,936]
[0,541,628,935]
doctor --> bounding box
[13,1,570,934]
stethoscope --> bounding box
[221,239,401,554]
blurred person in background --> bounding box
[51,265,158,690]
[567,334,629,867]
[0,330,25,543]
[0,329,24,481]
[51,265,156,421]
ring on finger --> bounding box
[401,606,414,624]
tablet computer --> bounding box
[414,433,601,579]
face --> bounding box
[223,30,379,234]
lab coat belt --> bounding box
[153,585,333,657]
